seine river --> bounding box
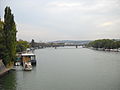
[0,47,120,90]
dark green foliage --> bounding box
[3,7,17,63]
[0,7,17,66]
[88,39,120,49]
[16,40,30,52]
[0,20,9,65]
[0,21,5,59]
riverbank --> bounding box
[88,47,120,52]
[0,60,13,77]
[0,68,12,77]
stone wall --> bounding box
[0,60,6,73]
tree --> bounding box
[88,39,120,50]
[3,7,17,65]
[16,40,30,52]
[0,20,4,59]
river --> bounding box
[0,47,120,90]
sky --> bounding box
[0,0,120,42]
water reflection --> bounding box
[0,48,120,90]
[0,70,17,90]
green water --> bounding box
[0,47,120,90]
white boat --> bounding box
[23,62,32,71]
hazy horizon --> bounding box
[1,0,120,42]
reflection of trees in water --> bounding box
[0,71,17,90]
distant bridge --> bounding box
[30,42,86,49]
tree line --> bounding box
[0,7,17,66]
[16,39,30,52]
[0,7,30,66]
[87,39,120,49]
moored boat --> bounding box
[23,62,32,71]
[21,53,37,65]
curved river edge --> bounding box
[0,60,12,77]
[88,47,120,52]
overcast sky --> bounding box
[1,0,120,42]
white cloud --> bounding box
[48,2,82,7]
[101,22,113,27]
[2,0,120,41]
[47,0,119,13]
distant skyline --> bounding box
[1,0,120,42]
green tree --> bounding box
[16,40,30,52]
[0,19,9,65]
[88,39,120,50]
[3,7,17,65]
[0,20,4,59]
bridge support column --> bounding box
[76,45,78,48]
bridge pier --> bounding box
[55,47,57,49]
[76,45,78,48]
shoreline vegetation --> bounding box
[0,6,31,76]
[0,7,17,68]
[87,39,120,52]
[0,7,17,76]
[0,7,30,76]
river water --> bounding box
[0,47,120,90]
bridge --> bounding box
[30,42,86,49]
